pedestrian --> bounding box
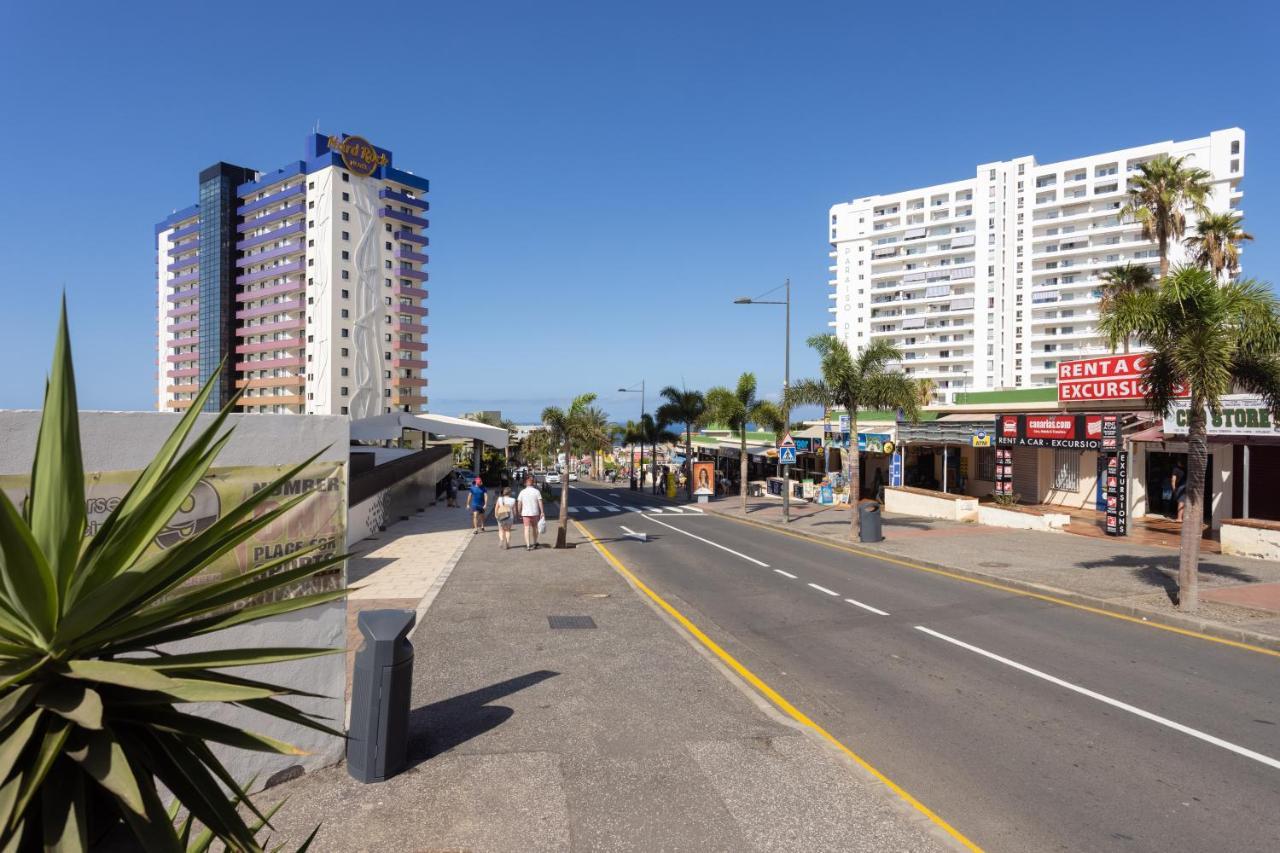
[1170,461,1187,521]
[492,486,517,549]
[445,474,457,508]
[517,475,545,551]
[468,477,488,534]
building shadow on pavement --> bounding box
[1076,553,1260,604]
[408,670,559,765]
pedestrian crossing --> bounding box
[566,503,703,515]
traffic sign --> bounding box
[779,432,795,448]
[779,445,797,465]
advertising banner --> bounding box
[857,433,892,453]
[1104,450,1129,536]
[1163,395,1280,437]
[0,462,346,599]
[691,460,716,495]
[1057,353,1189,403]
[997,414,1103,450]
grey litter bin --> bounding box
[348,609,416,783]
[859,501,883,543]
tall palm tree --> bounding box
[635,413,678,493]
[785,336,918,540]
[1099,266,1280,612]
[522,427,553,469]
[621,419,644,488]
[541,394,611,548]
[1186,211,1253,279]
[656,386,707,499]
[1120,153,1212,277]
[706,373,785,511]
[1098,263,1156,353]
[914,377,937,409]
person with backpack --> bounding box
[492,486,517,549]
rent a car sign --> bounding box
[1057,354,1188,403]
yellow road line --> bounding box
[712,510,1280,660]
[573,519,983,852]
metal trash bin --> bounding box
[858,501,883,543]
[348,610,416,783]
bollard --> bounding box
[858,501,883,543]
[347,610,416,783]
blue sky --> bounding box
[1,0,1276,423]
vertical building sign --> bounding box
[1104,451,1129,536]
[995,448,1014,496]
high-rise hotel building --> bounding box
[828,129,1244,403]
[155,132,429,416]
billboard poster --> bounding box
[1163,395,1280,437]
[0,462,346,601]
[691,460,716,496]
[997,414,1103,450]
[1057,353,1189,403]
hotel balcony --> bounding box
[165,352,199,364]
[237,221,305,252]
[237,202,305,233]
[396,303,428,317]
[380,208,428,228]
[239,393,305,407]
[396,268,428,282]
[235,339,304,355]
[235,376,304,390]
[167,304,198,319]
[236,241,304,267]
[167,255,199,274]
[169,221,200,241]
[391,356,427,370]
[168,270,199,288]
[394,249,429,264]
[236,259,306,286]
[169,319,199,333]
[395,376,429,388]
[379,188,429,210]
[235,299,302,321]
[391,318,428,335]
[395,283,428,300]
[166,367,199,379]
[166,383,200,395]
[396,339,428,352]
[393,230,427,245]
[167,238,199,256]
[238,183,305,217]
[234,356,304,372]
[235,318,305,336]
[170,399,194,410]
[236,279,304,303]
[167,286,199,302]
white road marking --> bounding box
[567,506,580,514]
[844,598,889,616]
[609,494,622,499]
[774,569,798,579]
[914,625,1280,772]
[664,506,685,513]
[583,506,599,513]
[569,486,620,510]
[682,505,705,513]
[639,515,769,567]
[808,583,840,597]
[620,525,647,541]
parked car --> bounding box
[545,472,562,485]
[568,472,578,482]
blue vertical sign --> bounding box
[889,451,903,487]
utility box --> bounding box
[347,610,416,783]
[859,501,883,543]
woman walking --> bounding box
[492,486,517,549]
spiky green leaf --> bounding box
[65,731,145,818]
[35,683,103,730]
[0,489,57,641]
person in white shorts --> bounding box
[492,486,517,549]
[516,476,545,551]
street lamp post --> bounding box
[619,381,645,491]
[733,278,791,524]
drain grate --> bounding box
[548,615,597,630]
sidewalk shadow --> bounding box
[408,669,558,764]
[1076,553,1260,604]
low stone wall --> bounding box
[885,486,978,522]
[977,504,1069,532]
[1221,519,1280,561]
[347,446,454,547]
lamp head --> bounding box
[733,297,752,304]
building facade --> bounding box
[828,129,1245,403]
[156,133,430,416]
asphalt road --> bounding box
[567,482,1280,853]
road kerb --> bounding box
[704,505,1280,658]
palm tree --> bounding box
[1120,153,1212,277]
[1098,263,1156,353]
[522,427,553,469]
[656,386,707,498]
[706,373,785,511]
[541,394,611,548]
[1187,211,1253,279]
[1099,266,1280,611]
[914,377,937,409]
[785,336,918,540]
[621,419,643,487]
[635,413,678,493]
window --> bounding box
[384,389,391,398]
[1231,140,1241,155]
[978,447,996,481]
[384,370,392,379]
[307,239,314,247]
[385,224,392,232]
[341,289,349,298]
[1052,448,1079,491]
[308,181,314,190]
[341,250,350,260]
[341,309,349,318]
[385,241,393,250]
[341,270,350,279]
[342,231,350,241]
[342,172,350,182]
[341,406,349,415]
[342,192,350,202]
[1231,158,1240,173]
[341,347,349,357]
[340,387,349,396]
[340,328,349,338]
[307,201,314,209]
[342,211,350,222]
[340,367,349,377]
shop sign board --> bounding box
[997,414,1103,449]
[1163,395,1280,437]
[971,430,991,448]
[1057,353,1189,403]
[857,433,892,453]
[1104,450,1129,536]
[838,414,851,433]
[889,451,903,487]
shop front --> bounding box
[895,418,997,497]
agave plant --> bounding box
[0,304,346,851]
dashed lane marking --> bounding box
[774,570,798,579]
[845,598,890,616]
[808,583,840,597]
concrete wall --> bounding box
[885,486,978,522]
[1221,521,1280,561]
[348,452,453,547]
[0,410,349,780]
[977,504,1069,532]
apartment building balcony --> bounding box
[235,318,305,336]
[393,230,427,245]
[235,299,302,321]
[391,356,428,370]
[167,304,199,319]
[170,399,194,410]
[235,338,304,355]
[169,318,199,333]
[396,339,428,352]
[169,221,200,241]
[166,383,200,396]
[236,259,305,286]
[392,390,429,407]
[236,241,304,267]
[395,284,428,300]
[396,302,428,317]
[237,202,305,233]
[1030,326,1099,342]
[379,188,429,210]
[167,238,199,256]
[165,352,199,364]
[166,255,199,274]
[394,249,429,264]
[395,268,428,282]
[380,208,428,228]
[168,271,200,288]
[234,356,304,372]
[234,375,305,390]
[167,286,199,302]
[239,392,305,407]
[167,367,199,379]
[236,221,305,252]
[238,183,305,217]
[395,376,429,388]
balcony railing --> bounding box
[380,208,428,228]
[378,188,428,210]
[236,221,304,251]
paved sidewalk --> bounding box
[267,524,955,852]
[702,497,1280,645]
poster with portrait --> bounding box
[692,461,716,496]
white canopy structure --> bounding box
[349,412,509,449]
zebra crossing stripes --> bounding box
[566,504,700,515]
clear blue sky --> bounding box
[1,1,1276,423]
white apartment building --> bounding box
[828,129,1244,402]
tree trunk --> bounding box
[1159,232,1169,279]
[1178,396,1207,610]
[740,433,749,513]
[555,436,571,548]
[685,429,693,500]
[848,413,861,541]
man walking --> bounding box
[517,475,544,551]
[468,477,488,534]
